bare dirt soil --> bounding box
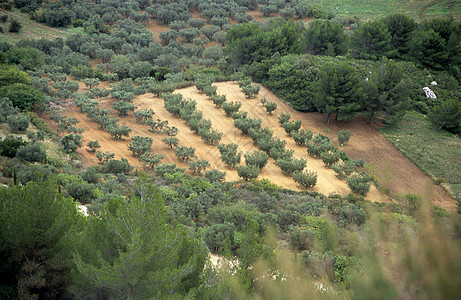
[45,82,455,210]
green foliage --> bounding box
[140,152,164,169]
[332,160,357,179]
[211,94,226,108]
[16,143,46,163]
[222,101,242,116]
[0,83,44,110]
[162,136,179,149]
[293,170,318,189]
[6,46,44,70]
[8,19,21,33]
[7,113,29,133]
[0,64,30,87]
[291,128,313,146]
[96,151,114,165]
[60,133,82,153]
[264,101,277,114]
[106,123,131,140]
[65,181,95,204]
[0,135,26,158]
[381,13,416,58]
[306,134,335,157]
[363,57,409,123]
[205,169,226,183]
[244,150,269,170]
[320,150,340,167]
[0,179,79,299]
[86,140,100,153]
[103,158,133,174]
[127,136,153,157]
[188,159,210,175]
[346,172,372,196]
[175,145,196,162]
[303,19,348,56]
[218,143,242,168]
[200,128,223,145]
[282,119,301,135]
[276,157,307,176]
[429,99,460,132]
[134,108,155,124]
[338,129,351,145]
[236,164,260,181]
[278,112,291,125]
[154,163,185,177]
[241,83,260,98]
[234,117,262,135]
[72,182,206,298]
[351,20,397,60]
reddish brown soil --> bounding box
[44,82,455,210]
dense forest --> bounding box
[0,0,460,299]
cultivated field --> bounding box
[45,82,456,210]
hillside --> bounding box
[41,81,455,210]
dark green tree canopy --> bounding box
[303,20,348,56]
[351,20,397,60]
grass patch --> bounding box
[379,111,461,202]
[303,0,460,21]
[0,9,68,44]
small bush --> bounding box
[222,101,241,116]
[293,170,318,189]
[8,114,29,133]
[8,19,22,33]
[278,112,290,125]
[320,150,340,167]
[86,140,101,152]
[205,169,226,182]
[188,159,210,175]
[282,119,301,135]
[96,151,114,165]
[16,143,46,163]
[103,158,133,174]
[264,101,277,114]
[218,143,241,168]
[175,145,196,162]
[276,157,307,176]
[346,173,371,196]
[291,128,313,146]
[241,83,260,98]
[244,150,269,169]
[338,129,351,145]
[236,164,260,181]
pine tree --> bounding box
[351,20,397,60]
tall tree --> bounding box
[381,13,416,58]
[313,62,362,123]
[351,20,397,60]
[72,180,207,299]
[303,19,348,56]
[429,99,461,132]
[0,179,80,299]
[362,57,409,123]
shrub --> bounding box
[205,169,226,182]
[282,119,302,135]
[293,170,318,189]
[8,19,22,33]
[276,157,307,175]
[96,151,115,165]
[211,94,226,108]
[291,128,313,146]
[175,145,196,162]
[7,114,29,133]
[163,126,179,137]
[332,160,356,179]
[306,134,335,157]
[106,124,131,140]
[218,143,242,168]
[133,109,155,124]
[199,128,222,145]
[0,136,26,158]
[264,101,277,114]
[140,152,164,169]
[338,129,351,145]
[112,101,136,116]
[188,159,210,175]
[81,167,101,184]
[346,173,371,196]
[278,112,291,125]
[154,163,185,177]
[162,136,179,149]
[234,117,262,135]
[241,83,260,98]
[16,143,46,163]
[244,150,269,169]
[66,182,95,204]
[60,134,82,153]
[320,150,340,167]
[222,101,242,116]
[103,158,133,174]
[86,140,101,152]
[127,136,153,157]
[236,164,260,181]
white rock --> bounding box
[431,81,437,85]
[423,87,437,99]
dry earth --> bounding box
[43,81,456,210]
